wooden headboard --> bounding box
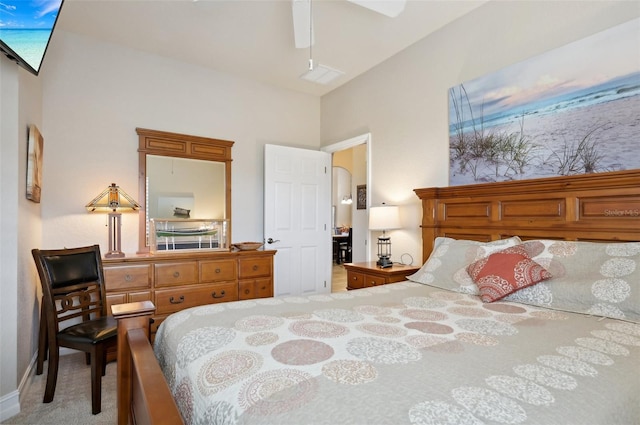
[414,169,640,264]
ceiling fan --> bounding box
[291,0,407,49]
[292,0,406,84]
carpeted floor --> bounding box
[2,353,117,424]
[5,273,346,425]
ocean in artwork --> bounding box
[448,17,640,186]
[0,29,51,71]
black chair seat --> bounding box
[58,316,117,345]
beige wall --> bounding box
[320,0,640,265]
[0,56,44,420]
[40,30,321,254]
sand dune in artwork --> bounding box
[449,94,640,186]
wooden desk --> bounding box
[343,261,420,290]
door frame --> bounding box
[321,133,372,262]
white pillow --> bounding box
[407,236,523,295]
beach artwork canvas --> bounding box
[448,17,640,186]
[26,125,44,203]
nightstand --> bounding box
[343,262,420,290]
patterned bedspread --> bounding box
[154,282,640,425]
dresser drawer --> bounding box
[104,264,151,291]
[200,259,237,282]
[106,291,151,316]
[155,283,239,315]
[155,262,198,287]
[346,271,366,290]
[365,275,386,286]
[239,277,273,300]
[239,257,272,278]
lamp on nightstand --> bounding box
[86,183,140,258]
[369,203,401,268]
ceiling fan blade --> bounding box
[292,0,314,49]
[347,0,406,18]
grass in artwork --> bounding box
[449,85,610,183]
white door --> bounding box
[264,144,332,296]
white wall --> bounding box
[320,0,640,266]
[41,30,321,254]
[0,56,43,421]
[0,54,21,421]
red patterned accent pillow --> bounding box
[466,245,552,303]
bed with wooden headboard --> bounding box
[113,169,640,425]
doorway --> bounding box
[322,133,371,290]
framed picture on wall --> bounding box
[26,124,44,203]
[356,184,366,210]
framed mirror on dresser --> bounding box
[102,128,275,340]
[136,127,233,253]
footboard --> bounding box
[112,301,183,425]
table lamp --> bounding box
[369,203,401,268]
[86,183,140,258]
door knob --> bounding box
[266,238,280,244]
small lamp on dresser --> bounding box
[86,183,140,258]
[369,203,401,268]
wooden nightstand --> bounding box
[343,262,420,290]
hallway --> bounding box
[332,263,347,292]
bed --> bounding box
[112,169,640,425]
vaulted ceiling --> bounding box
[57,0,487,96]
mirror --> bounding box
[146,155,226,220]
[136,128,233,252]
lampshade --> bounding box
[85,183,140,212]
[369,204,400,231]
[86,183,140,258]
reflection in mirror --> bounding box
[146,155,226,222]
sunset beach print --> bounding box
[448,17,640,185]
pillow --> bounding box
[502,240,640,323]
[466,245,552,303]
[407,236,522,294]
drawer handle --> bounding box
[352,276,358,280]
[215,268,221,273]
[124,274,133,282]
[252,265,259,271]
[212,290,226,299]
[244,289,250,295]
[173,271,180,278]
[169,295,184,304]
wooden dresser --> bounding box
[343,262,420,290]
[103,249,276,338]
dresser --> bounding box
[343,261,420,290]
[103,249,276,338]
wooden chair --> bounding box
[32,245,117,415]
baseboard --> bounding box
[0,389,20,422]
[0,348,80,422]
[0,350,41,422]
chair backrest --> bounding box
[347,228,353,246]
[32,245,107,333]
